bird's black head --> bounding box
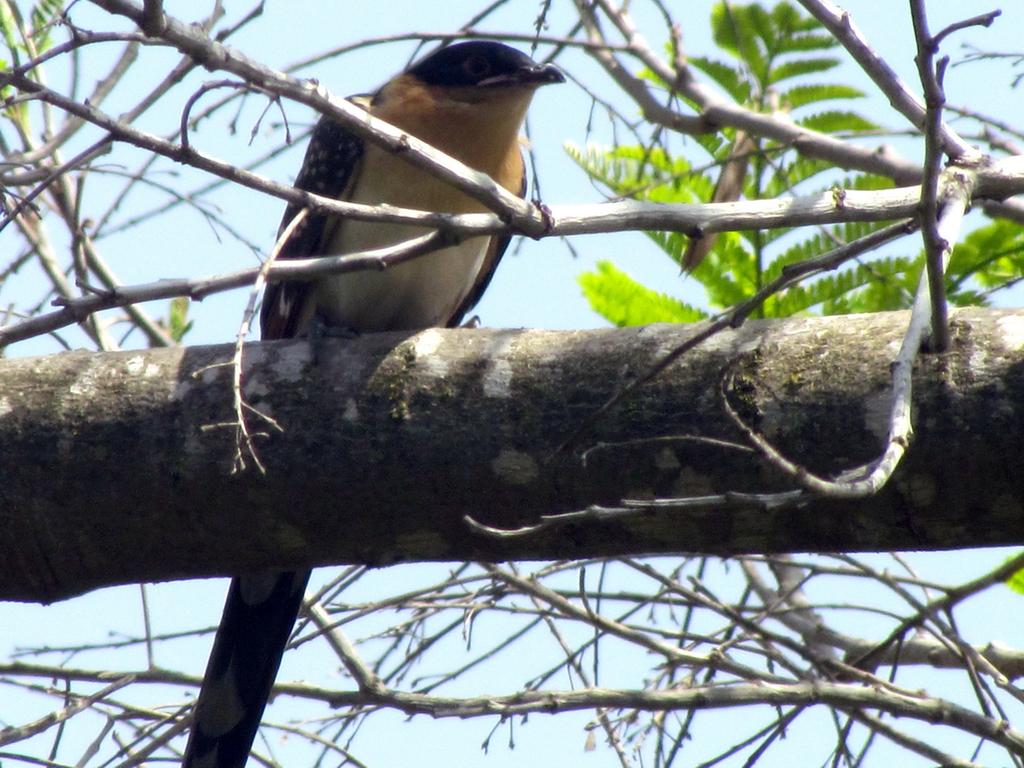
[407,41,565,90]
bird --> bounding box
[182,41,564,768]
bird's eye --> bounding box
[462,55,491,78]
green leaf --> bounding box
[775,31,838,53]
[769,58,842,84]
[693,130,727,160]
[1004,554,1024,595]
[798,110,879,133]
[567,1,958,325]
[948,220,1024,294]
[761,156,833,197]
[30,0,65,52]
[711,3,767,75]
[689,55,750,103]
[0,2,20,62]
[579,261,706,326]
[844,174,896,192]
[166,297,193,342]
[782,83,864,111]
[689,232,759,308]
[565,141,708,204]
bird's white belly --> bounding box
[314,146,491,332]
[315,234,489,332]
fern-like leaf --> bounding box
[579,262,706,326]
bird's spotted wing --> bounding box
[260,110,366,340]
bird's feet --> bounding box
[307,314,360,364]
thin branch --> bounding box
[844,708,986,768]
[0,228,455,347]
[304,602,384,694]
[911,0,952,352]
[796,0,979,160]
[0,676,135,748]
[89,0,542,232]
[222,208,309,474]
[847,551,1024,675]
[932,10,1002,49]
[576,0,924,183]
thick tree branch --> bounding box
[3,308,1024,603]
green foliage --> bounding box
[1004,553,1024,596]
[164,297,194,343]
[1,0,64,122]
[709,0,836,89]
[782,84,865,111]
[565,142,705,202]
[572,0,1023,328]
[948,220,1024,299]
[689,55,750,103]
[580,262,706,327]
[29,2,60,52]
[797,110,878,133]
[0,0,63,57]
[770,58,842,83]
[0,2,20,61]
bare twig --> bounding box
[720,167,975,497]
[0,676,135,748]
[796,0,980,161]
[0,228,456,347]
[89,0,543,231]
[222,208,310,474]
[575,0,924,183]
[304,602,384,694]
[911,0,952,352]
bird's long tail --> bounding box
[183,569,311,768]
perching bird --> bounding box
[182,41,563,768]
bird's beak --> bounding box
[480,62,566,89]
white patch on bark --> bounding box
[124,355,160,377]
[863,389,891,442]
[269,344,313,381]
[482,332,517,398]
[68,360,103,396]
[244,377,270,398]
[491,449,539,486]
[343,397,360,421]
[412,328,444,357]
[997,314,1024,350]
[483,358,513,398]
[410,329,448,378]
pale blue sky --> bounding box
[2,2,1023,767]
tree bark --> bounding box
[3,307,1023,603]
